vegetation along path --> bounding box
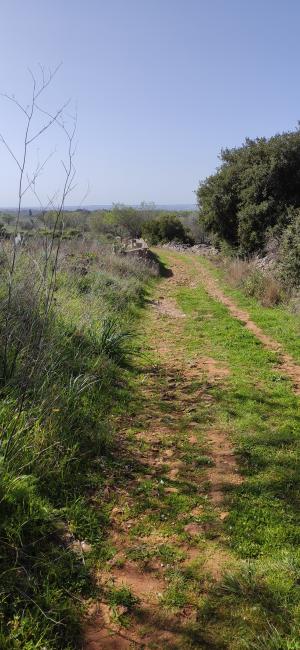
[84,249,300,650]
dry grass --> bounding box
[225,258,283,307]
[226,258,252,287]
[260,277,282,307]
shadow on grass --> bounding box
[151,250,174,278]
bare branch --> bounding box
[21,151,55,198]
[0,93,30,118]
[26,100,70,145]
[0,134,21,170]
[34,62,62,101]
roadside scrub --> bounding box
[0,238,158,649]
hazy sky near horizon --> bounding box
[1,0,300,207]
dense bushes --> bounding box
[279,210,300,288]
[142,214,192,245]
[197,129,300,256]
[0,239,157,649]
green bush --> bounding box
[142,214,192,245]
[197,129,300,255]
[279,210,300,288]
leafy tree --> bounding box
[279,209,300,287]
[197,129,300,255]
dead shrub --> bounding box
[226,257,284,307]
[261,277,283,307]
[226,258,255,288]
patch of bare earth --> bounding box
[84,604,138,650]
[151,297,186,319]
[206,429,243,506]
[111,562,165,602]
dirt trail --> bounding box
[83,251,300,649]
[83,254,244,650]
[190,258,300,395]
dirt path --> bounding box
[83,250,300,649]
[188,256,300,395]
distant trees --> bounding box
[197,129,300,255]
[110,204,145,238]
[89,203,156,239]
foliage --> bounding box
[224,258,284,306]
[279,210,300,288]
[197,129,300,255]
[142,214,193,245]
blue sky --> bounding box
[0,0,300,207]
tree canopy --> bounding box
[197,129,300,255]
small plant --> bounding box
[99,316,133,364]
[195,455,215,467]
[107,586,138,611]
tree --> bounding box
[197,129,300,255]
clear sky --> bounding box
[1,0,300,207]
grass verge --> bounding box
[0,242,158,649]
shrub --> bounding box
[142,214,192,245]
[261,277,283,307]
[225,258,283,306]
[197,129,300,255]
[225,259,252,287]
[279,211,300,289]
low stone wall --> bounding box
[162,241,219,256]
[122,247,155,262]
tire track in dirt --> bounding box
[190,256,300,395]
[83,254,245,649]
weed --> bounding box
[195,455,215,467]
[107,586,138,610]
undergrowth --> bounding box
[0,239,158,649]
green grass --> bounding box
[4,242,299,649]
[195,254,300,363]
[0,243,158,649]
[157,253,300,647]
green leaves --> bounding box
[197,129,300,258]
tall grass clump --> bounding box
[212,553,300,649]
